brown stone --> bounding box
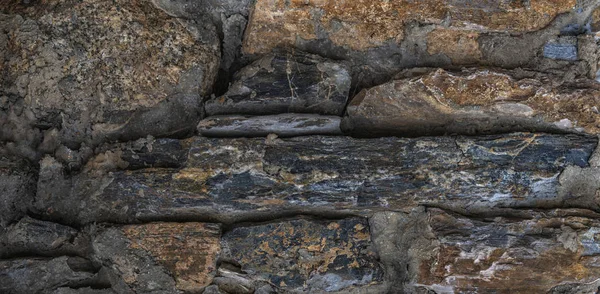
[0,0,219,146]
[93,222,221,293]
[343,68,600,136]
[244,0,577,54]
[410,208,600,293]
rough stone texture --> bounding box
[0,216,89,258]
[343,68,600,136]
[400,208,600,293]
[198,114,342,137]
[0,257,101,294]
[0,159,36,227]
[3,1,600,293]
[204,51,351,116]
[243,0,600,88]
[92,222,220,293]
[34,133,598,224]
[221,218,383,292]
[0,0,219,158]
[244,0,578,53]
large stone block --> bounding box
[243,1,599,85]
[384,208,600,293]
[221,218,383,292]
[243,0,578,54]
[343,68,600,136]
[34,134,598,224]
[0,257,100,294]
[92,222,221,293]
[0,217,89,258]
[0,0,219,149]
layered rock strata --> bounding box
[199,51,351,137]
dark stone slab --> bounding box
[33,133,598,225]
[197,114,342,137]
[204,51,351,116]
[221,217,383,292]
[0,257,99,294]
[0,217,89,258]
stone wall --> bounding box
[1,0,600,293]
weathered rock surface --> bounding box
[0,257,101,294]
[204,51,351,116]
[0,159,36,227]
[343,68,600,136]
[198,114,342,137]
[0,0,219,158]
[33,133,598,224]
[92,222,220,293]
[371,208,600,293]
[244,0,581,53]
[243,0,600,86]
[0,217,89,258]
[221,217,383,292]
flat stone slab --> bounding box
[197,114,342,137]
[343,68,600,136]
[204,51,351,116]
[34,133,598,224]
[221,217,383,292]
[0,217,88,258]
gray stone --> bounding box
[398,208,600,293]
[0,159,36,227]
[204,51,351,116]
[342,68,600,136]
[0,257,99,294]
[198,114,342,137]
[0,1,220,157]
[220,218,383,292]
[0,217,89,258]
[91,223,221,293]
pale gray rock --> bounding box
[198,114,342,137]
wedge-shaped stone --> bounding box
[92,222,220,293]
[204,51,351,116]
[343,68,600,136]
[34,134,598,224]
[0,257,99,294]
[221,218,383,292]
[384,208,600,293]
[198,114,342,137]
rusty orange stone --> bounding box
[122,222,221,292]
[244,0,577,54]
